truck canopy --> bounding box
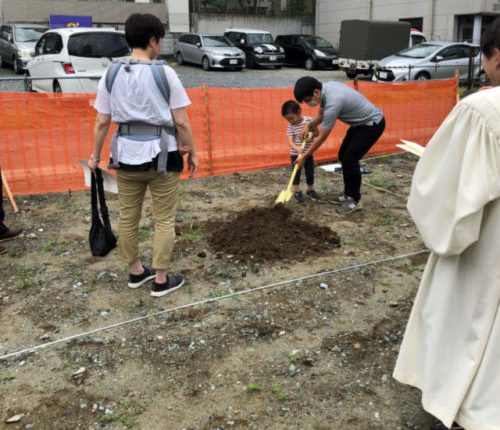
[339,20,411,60]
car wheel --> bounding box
[415,72,430,81]
[345,69,357,79]
[13,57,20,74]
[24,72,33,92]
[176,52,183,65]
[202,56,210,71]
[305,57,315,70]
[53,80,62,93]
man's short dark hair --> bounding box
[294,76,322,103]
[481,16,500,58]
[125,13,165,49]
[281,100,301,116]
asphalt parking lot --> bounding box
[0,62,347,92]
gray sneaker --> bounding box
[330,192,347,205]
[336,197,362,214]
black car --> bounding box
[275,34,338,70]
[224,29,285,68]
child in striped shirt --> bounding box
[281,100,321,203]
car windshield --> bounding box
[202,36,233,47]
[68,33,130,58]
[247,33,274,44]
[15,27,46,42]
[303,36,332,49]
[397,43,442,58]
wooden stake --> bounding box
[455,69,460,103]
[1,170,18,213]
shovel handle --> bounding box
[286,132,312,193]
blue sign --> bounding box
[49,15,93,29]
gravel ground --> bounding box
[0,62,347,92]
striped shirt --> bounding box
[286,116,313,155]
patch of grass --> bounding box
[406,265,417,274]
[381,279,391,286]
[83,283,96,294]
[58,361,68,371]
[214,269,228,278]
[138,225,154,241]
[209,289,230,298]
[247,381,262,392]
[100,400,144,428]
[43,239,57,252]
[289,352,301,364]
[181,221,205,241]
[372,216,391,226]
[13,264,36,289]
[373,155,393,163]
[272,384,287,401]
[368,179,388,188]
[2,374,16,381]
[186,283,194,295]
[42,239,68,254]
[100,413,120,424]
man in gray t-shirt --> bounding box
[294,77,385,214]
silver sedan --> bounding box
[373,41,482,82]
[174,33,245,71]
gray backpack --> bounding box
[105,58,176,177]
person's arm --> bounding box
[295,127,331,168]
[88,113,111,172]
[171,106,198,178]
[287,135,303,153]
[299,108,323,140]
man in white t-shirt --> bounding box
[88,13,198,297]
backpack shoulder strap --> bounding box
[150,61,171,105]
[105,61,123,94]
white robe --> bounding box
[393,87,500,430]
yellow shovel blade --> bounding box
[275,188,293,205]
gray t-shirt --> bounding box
[320,81,383,130]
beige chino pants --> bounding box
[116,168,180,270]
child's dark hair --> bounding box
[481,16,500,58]
[281,100,301,116]
[294,76,322,103]
[125,13,165,49]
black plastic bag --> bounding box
[89,168,117,257]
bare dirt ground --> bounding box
[0,152,437,430]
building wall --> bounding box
[316,0,500,47]
[0,0,167,25]
[191,13,313,38]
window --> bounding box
[68,32,129,58]
[439,46,461,60]
[399,17,423,32]
[43,34,63,54]
[178,34,190,43]
[14,27,46,43]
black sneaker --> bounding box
[128,267,156,289]
[336,197,363,214]
[293,191,304,203]
[306,189,321,200]
[151,274,185,297]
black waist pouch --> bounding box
[89,168,117,257]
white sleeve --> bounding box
[408,92,500,257]
[93,74,110,114]
[163,66,191,110]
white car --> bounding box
[25,27,129,93]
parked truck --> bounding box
[338,20,425,79]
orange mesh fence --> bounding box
[1,78,457,195]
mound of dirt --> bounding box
[206,205,341,262]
